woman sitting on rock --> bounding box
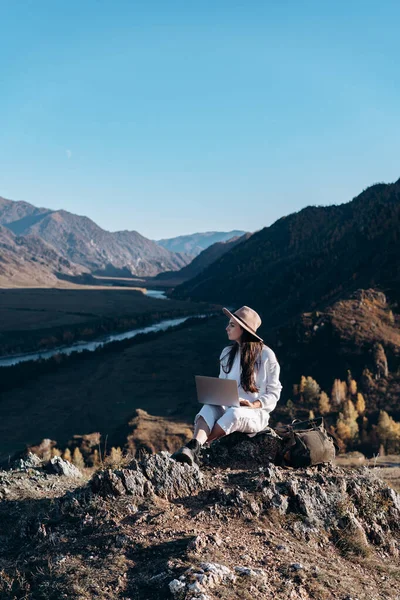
[173,305,283,465]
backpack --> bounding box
[275,417,339,468]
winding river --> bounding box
[0,313,210,368]
[0,290,210,368]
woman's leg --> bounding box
[172,405,225,464]
[193,416,210,445]
[216,406,269,437]
[206,423,226,443]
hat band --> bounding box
[233,312,259,336]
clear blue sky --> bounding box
[1,1,399,239]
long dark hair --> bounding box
[220,328,264,393]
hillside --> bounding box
[1,288,400,463]
[0,225,87,287]
[154,233,252,284]
[156,230,247,257]
[0,196,191,277]
[0,452,399,599]
[271,288,400,389]
[170,180,400,327]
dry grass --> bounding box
[335,454,400,492]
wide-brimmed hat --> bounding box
[222,305,263,342]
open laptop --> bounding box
[195,375,240,407]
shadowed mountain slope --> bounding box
[0,196,191,277]
[171,180,400,328]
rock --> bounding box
[140,451,203,500]
[169,562,235,598]
[169,578,185,596]
[205,430,283,469]
[187,533,208,554]
[14,452,43,471]
[90,452,202,501]
[26,439,57,461]
[187,533,224,554]
[47,456,83,478]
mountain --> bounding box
[0,196,192,277]
[154,233,252,283]
[156,230,247,257]
[171,180,400,327]
[0,225,87,287]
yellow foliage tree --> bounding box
[51,447,62,458]
[349,379,357,396]
[336,418,352,444]
[303,377,321,403]
[72,447,85,469]
[318,391,331,415]
[336,400,359,446]
[62,448,72,463]
[355,392,366,415]
[376,411,400,453]
[331,379,347,407]
[92,449,101,467]
[105,446,123,467]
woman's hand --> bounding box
[239,398,261,409]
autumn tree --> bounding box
[376,410,400,454]
[318,391,331,415]
[349,378,357,396]
[373,343,388,379]
[355,392,366,415]
[72,447,85,469]
[105,447,123,467]
[331,379,347,407]
[62,448,72,463]
[336,399,359,446]
[302,376,321,404]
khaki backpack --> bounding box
[275,417,339,468]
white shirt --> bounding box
[218,344,283,414]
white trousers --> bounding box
[195,403,271,437]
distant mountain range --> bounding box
[171,179,400,327]
[156,230,247,256]
[0,197,191,278]
[154,233,252,283]
[0,224,87,287]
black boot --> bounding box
[172,439,201,466]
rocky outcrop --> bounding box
[204,430,283,469]
[0,449,400,599]
[90,451,203,501]
[47,456,83,478]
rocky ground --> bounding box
[0,449,399,600]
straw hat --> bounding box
[222,305,263,342]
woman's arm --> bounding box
[256,359,283,412]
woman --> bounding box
[173,305,283,466]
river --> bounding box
[0,312,210,368]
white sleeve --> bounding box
[256,359,283,412]
[218,348,230,378]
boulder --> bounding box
[90,451,203,500]
[47,456,83,478]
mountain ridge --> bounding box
[156,229,247,256]
[0,196,192,277]
[171,179,400,327]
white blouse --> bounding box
[218,344,283,413]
